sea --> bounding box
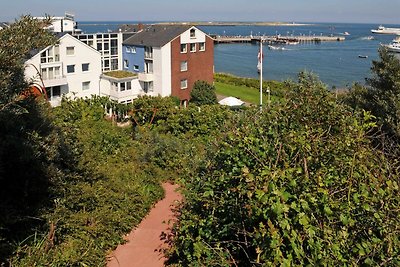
[78,21,400,88]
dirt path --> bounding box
[107,183,182,267]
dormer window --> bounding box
[190,28,196,38]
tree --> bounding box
[0,16,61,262]
[346,48,400,141]
[190,80,217,105]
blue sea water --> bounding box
[79,21,400,88]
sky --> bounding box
[1,0,399,24]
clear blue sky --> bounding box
[1,0,399,24]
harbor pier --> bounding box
[213,35,345,44]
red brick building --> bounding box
[123,25,214,106]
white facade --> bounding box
[100,75,143,103]
[35,13,80,33]
[25,34,102,106]
[75,32,123,71]
[154,43,172,97]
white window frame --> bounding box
[180,61,188,72]
[190,29,196,38]
[66,46,75,56]
[180,79,188,89]
[82,63,90,72]
[180,43,187,53]
[66,65,75,74]
[124,59,129,69]
[190,43,196,52]
[199,42,206,51]
[133,65,140,71]
[82,81,90,91]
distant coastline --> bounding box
[155,21,314,27]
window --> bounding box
[131,47,136,53]
[112,82,118,91]
[82,81,90,90]
[41,66,61,80]
[52,86,61,97]
[133,65,139,71]
[124,60,129,69]
[67,65,75,74]
[190,28,196,38]
[143,81,153,93]
[127,81,131,90]
[199,42,205,51]
[126,46,131,53]
[145,60,153,73]
[145,46,153,58]
[120,82,126,91]
[180,43,187,53]
[40,46,59,63]
[190,43,196,52]
[180,79,188,89]
[180,61,188,71]
[111,58,118,70]
[66,46,75,56]
[82,63,89,72]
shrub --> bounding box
[167,73,400,266]
[190,81,217,106]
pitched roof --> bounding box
[123,25,193,47]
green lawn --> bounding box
[215,82,271,105]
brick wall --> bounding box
[170,35,214,102]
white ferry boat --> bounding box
[383,37,400,53]
[371,25,400,35]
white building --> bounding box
[34,13,81,34]
[25,33,102,106]
[74,32,123,72]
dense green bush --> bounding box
[7,98,164,266]
[167,73,400,266]
[190,81,218,105]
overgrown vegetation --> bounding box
[167,72,400,266]
[190,81,217,105]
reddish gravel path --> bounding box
[107,183,182,267]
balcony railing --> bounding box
[138,72,154,82]
[144,52,153,59]
[43,75,68,87]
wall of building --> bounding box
[75,32,123,72]
[152,44,172,97]
[122,45,145,73]
[99,76,142,103]
[25,34,102,106]
[170,28,214,102]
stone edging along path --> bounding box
[107,182,182,267]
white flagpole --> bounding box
[260,39,263,111]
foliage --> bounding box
[8,98,164,266]
[0,16,60,262]
[167,72,400,266]
[190,81,217,105]
[345,48,400,141]
[103,70,138,78]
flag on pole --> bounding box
[257,48,264,72]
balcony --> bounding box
[43,75,68,87]
[138,72,154,82]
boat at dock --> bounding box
[382,37,400,53]
[358,55,368,59]
[371,25,400,35]
[268,45,286,50]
